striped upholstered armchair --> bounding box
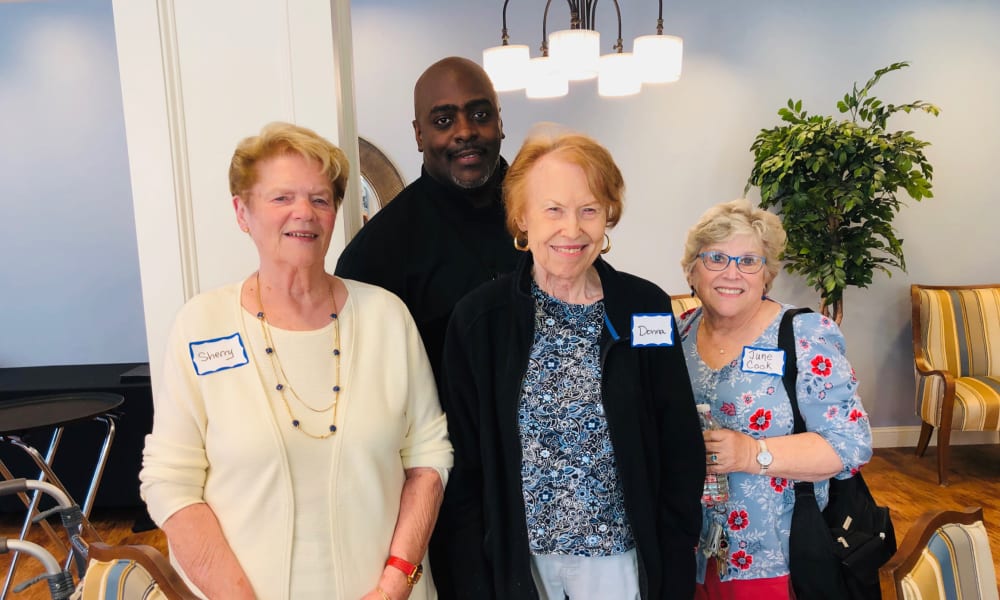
[910,284,1000,485]
[879,506,998,599]
[670,294,702,319]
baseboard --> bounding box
[872,426,1000,449]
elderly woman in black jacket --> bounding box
[437,128,705,600]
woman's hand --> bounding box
[362,568,412,600]
[160,503,255,599]
[703,429,844,481]
[703,428,756,475]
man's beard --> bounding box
[451,154,500,190]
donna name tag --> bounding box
[631,313,674,347]
[189,332,249,376]
[740,346,785,376]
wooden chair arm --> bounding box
[879,506,985,599]
[913,355,954,383]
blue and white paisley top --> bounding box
[679,303,872,583]
[517,282,635,556]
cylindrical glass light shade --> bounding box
[525,56,568,99]
[483,44,530,92]
[633,34,683,83]
[598,52,641,97]
[548,29,600,81]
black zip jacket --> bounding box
[437,253,705,599]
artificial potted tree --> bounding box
[745,62,939,324]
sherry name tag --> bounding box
[189,333,249,376]
[740,347,785,376]
[631,313,674,347]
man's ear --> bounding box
[499,116,505,141]
[413,119,424,152]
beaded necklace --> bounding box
[254,272,341,439]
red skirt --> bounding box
[694,558,796,600]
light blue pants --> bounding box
[529,548,641,600]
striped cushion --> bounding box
[917,375,1000,431]
[916,287,1000,431]
[918,288,1000,378]
[899,520,998,600]
[76,558,169,599]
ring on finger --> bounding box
[710,453,718,463]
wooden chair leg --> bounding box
[936,426,952,486]
[915,422,934,457]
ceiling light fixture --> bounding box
[482,0,683,99]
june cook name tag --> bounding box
[189,332,249,376]
[740,346,785,376]
[631,313,674,347]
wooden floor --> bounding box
[2,445,999,598]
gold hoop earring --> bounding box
[600,233,612,255]
[513,233,529,251]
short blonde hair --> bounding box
[503,129,623,240]
[681,199,786,292]
[229,122,349,207]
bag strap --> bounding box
[778,307,813,435]
[778,308,822,501]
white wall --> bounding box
[351,0,1000,431]
[0,0,147,367]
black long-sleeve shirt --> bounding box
[335,162,520,388]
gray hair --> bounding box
[681,199,786,292]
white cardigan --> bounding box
[140,279,453,599]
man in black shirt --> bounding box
[336,56,519,386]
[334,56,520,599]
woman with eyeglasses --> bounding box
[678,199,872,599]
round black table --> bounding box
[0,392,123,597]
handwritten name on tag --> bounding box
[189,333,249,376]
[740,347,785,376]
[631,313,674,347]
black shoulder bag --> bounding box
[780,308,896,600]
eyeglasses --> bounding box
[698,251,767,274]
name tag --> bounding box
[631,313,674,347]
[740,346,785,376]
[189,333,249,376]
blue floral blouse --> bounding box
[517,283,634,557]
[679,304,873,583]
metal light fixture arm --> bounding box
[610,0,623,53]
[498,0,511,46]
[541,0,553,56]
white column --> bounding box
[111,0,358,385]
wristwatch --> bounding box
[756,438,773,475]
[386,555,423,586]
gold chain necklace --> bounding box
[701,300,769,356]
[255,272,341,439]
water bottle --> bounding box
[697,403,730,505]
